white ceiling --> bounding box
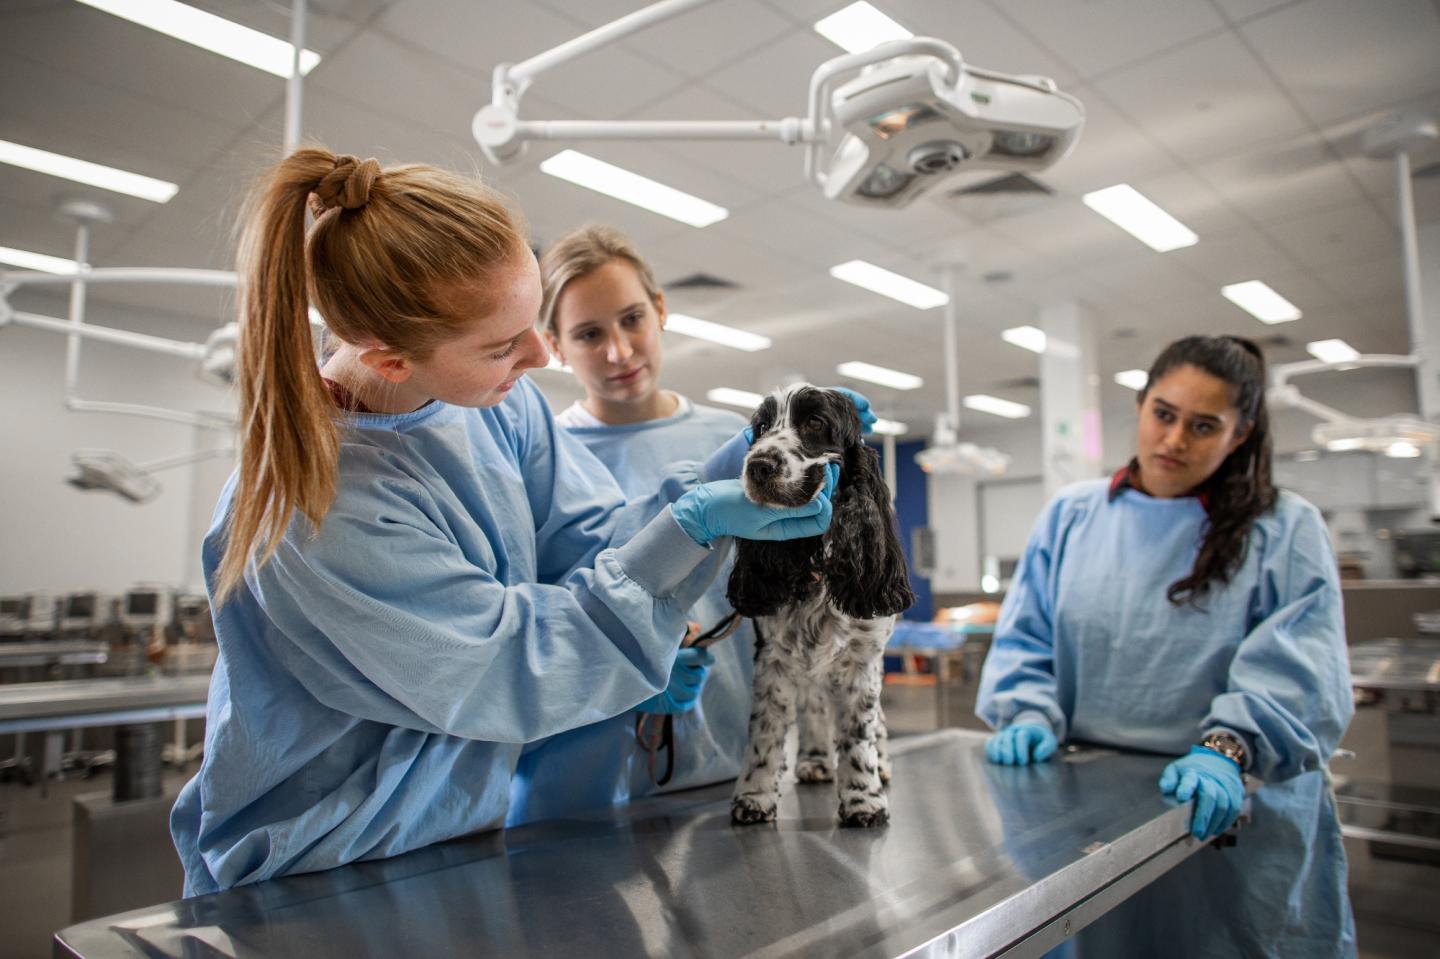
[4,0,1440,444]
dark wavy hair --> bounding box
[1141,335,1276,606]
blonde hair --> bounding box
[216,147,527,602]
[538,224,662,338]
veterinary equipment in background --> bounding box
[473,0,1084,210]
[1267,112,1440,514]
[915,264,1013,476]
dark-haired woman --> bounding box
[977,335,1355,957]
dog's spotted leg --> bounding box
[834,656,888,827]
[876,703,892,785]
[731,644,797,825]
[795,675,834,784]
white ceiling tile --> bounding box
[1239,0,1440,126]
[1191,133,1368,225]
[1263,200,1400,273]
[1165,226,1298,286]
[882,0,1078,85]
[1083,255,1213,306]
[1092,31,1309,166]
[1130,167,1252,238]
[1312,255,1407,306]
[1038,86,1182,197]
[985,200,1139,268]
[704,29,840,116]
[1210,0,1301,22]
[994,0,1226,80]
[581,0,795,80]
[378,0,581,84]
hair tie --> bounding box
[309,155,381,215]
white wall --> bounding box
[0,289,235,596]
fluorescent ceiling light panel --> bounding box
[1082,184,1198,252]
[76,0,320,78]
[963,394,1031,419]
[706,387,764,409]
[1113,369,1148,391]
[872,418,908,436]
[1222,280,1301,324]
[829,260,948,309]
[665,314,771,351]
[0,246,80,275]
[0,139,178,203]
[1306,338,1360,364]
[1385,441,1421,458]
[1001,325,1047,354]
[836,361,923,391]
[540,150,728,228]
[814,2,912,54]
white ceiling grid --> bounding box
[1,0,1438,450]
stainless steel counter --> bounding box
[0,640,109,671]
[0,675,211,735]
[1349,638,1440,693]
[55,729,1220,959]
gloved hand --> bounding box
[672,463,839,545]
[636,647,714,715]
[1159,746,1245,841]
[985,722,1058,765]
[741,388,877,443]
[829,386,878,435]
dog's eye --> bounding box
[803,416,824,433]
[754,420,769,436]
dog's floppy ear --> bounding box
[727,539,821,618]
[822,440,916,620]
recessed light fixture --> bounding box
[540,150,728,228]
[814,2,912,54]
[829,260,948,309]
[664,314,770,351]
[836,361,923,391]
[963,394,1031,419]
[706,387,764,409]
[1082,184,1198,252]
[75,0,320,78]
[1001,325,1047,354]
[1114,369,1148,391]
[871,418,908,436]
[0,139,178,203]
[1222,280,1301,324]
[0,246,80,275]
[1305,338,1359,364]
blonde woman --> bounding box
[170,151,844,895]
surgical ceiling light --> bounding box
[814,2,912,54]
[1082,184,1197,252]
[706,387,764,410]
[829,260,948,309]
[0,140,178,203]
[1114,368,1148,391]
[1001,325,1046,354]
[1305,338,1360,365]
[0,245,79,275]
[68,446,234,504]
[664,314,771,351]
[836,360,923,390]
[963,394,1031,419]
[75,0,320,78]
[539,150,728,228]
[1222,280,1301,324]
[473,0,1084,211]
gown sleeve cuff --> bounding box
[613,506,713,597]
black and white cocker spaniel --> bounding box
[727,384,915,828]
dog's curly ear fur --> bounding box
[823,438,916,620]
[727,539,821,617]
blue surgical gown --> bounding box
[507,397,755,822]
[171,377,746,895]
[977,479,1355,958]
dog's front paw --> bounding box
[838,794,890,828]
[731,792,778,825]
[796,755,834,783]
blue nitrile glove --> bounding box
[829,386,877,435]
[985,723,1059,766]
[636,647,715,715]
[672,462,839,545]
[1159,746,1246,841]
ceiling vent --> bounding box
[948,173,1055,198]
[665,272,739,291]
[941,173,1057,221]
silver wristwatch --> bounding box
[1199,731,1247,769]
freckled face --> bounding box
[408,254,550,408]
[1134,364,1252,498]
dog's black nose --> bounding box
[746,457,779,484]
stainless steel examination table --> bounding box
[54,729,1235,959]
